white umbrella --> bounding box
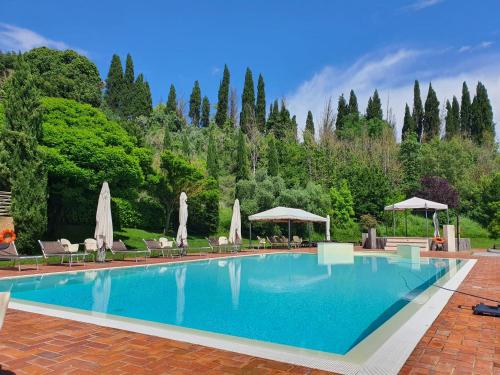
[228,199,241,245]
[176,192,188,248]
[326,215,331,241]
[433,211,440,237]
[94,182,113,262]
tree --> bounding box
[335,94,348,131]
[305,110,315,137]
[121,53,135,118]
[130,74,152,118]
[412,80,424,142]
[104,54,123,112]
[2,58,47,252]
[399,133,422,194]
[329,179,355,227]
[348,89,359,119]
[266,100,280,134]
[163,123,172,149]
[267,135,279,176]
[229,87,238,127]
[416,176,459,209]
[235,130,250,181]
[240,68,255,133]
[188,80,201,127]
[215,64,230,127]
[402,103,416,141]
[470,81,494,143]
[23,47,102,107]
[445,96,460,139]
[422,83,440,141]
[460,81,472,137]
[201,96,210,127]
[366,89,383,121]
[166,84,177,114]
[206,128,218,179]
[256,74,266,132]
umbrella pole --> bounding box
[392,208,395,236]
[425,209,428,238]
[447,209,449,224]
[405,210,408,237]
[288,220,291,250]
[249,222,252,250]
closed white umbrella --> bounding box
[94,182,113,262]
[326,215,331,241]
[228,199,241,245]
[176,192,188,248]
[433,211,440,237]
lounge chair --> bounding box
[111,240,148,262]
[0,242,43,271]
[292,236,303,248]
[207,237,222,253]
[38,240,88,267]
[256,236,267,250]
[60,238,79,253]
[143,239,167,257]
[84,238,98,261]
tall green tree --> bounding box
[329,179,355,227]
[422,83,440,141]
[201,96,210,128]
[240,68,255,133]
[348,89,359,119]
[235,130,250,181]
[460,81,472,137]
[166,84,177,114]
[266,100,280,134]
[412,80,424,142]
[163,123,172,149]
[445,96,460,139]
[121,53,135,118]
[335,94,348,131]
[189,80,201,127]
[366,89,383,120]
[215,64,230,127]
[2,58,47,252]
[305,110,315,137]
[256,74,266,132]
[399,132,422,194]
[402,103,416,141]
[471,81,494,143]
[130,74,152,117]
[267,135,279,176]
[206,128,218,179]
[104,54,123,112]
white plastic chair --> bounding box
[60,238,79,253]
[159,237,174,248]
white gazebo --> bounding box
[384,197,449,237]
[248,206,328,248]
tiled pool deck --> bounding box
[0,249,498,374]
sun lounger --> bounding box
[111,240,148,262]
[143,239,167,257]
[207,237,222,253]
[0,242,43,271]
[38,240,88,267]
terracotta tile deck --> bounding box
[0,249,498,374]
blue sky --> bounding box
[1,0,499,137]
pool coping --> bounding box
[2,252,476,375]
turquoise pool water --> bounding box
[0,253,461,355]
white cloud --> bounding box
[459,41,493,53]
[404,0,444,11]
[0,23,85,54]
[287,48,500,141]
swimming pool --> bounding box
[0,253,464,358]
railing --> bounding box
[0,191,11,217]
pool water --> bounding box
[0,253,461,355]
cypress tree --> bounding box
[348,89,359,119]
[122,53,135,117]
[305,110,315,137]
[131,74,152,117]
[104,54,124,112]
[412,80,424,142]
[206,128,218,179]
[201,96,210,128]
[366,89,383,120]
[266,100,280,134]
[291,115,298,141]
[240,68,255,133]
[235,130,249,181]
[460,81,472,137]
[267,135,279,176]
[471,81,494,143]
[445,96,460,139]
[335,94,348,130]
[422,83,440,141]
[166,84,177,114]
[181,131,191,159]
[144,81,153,114]
[256,74,266,132]
[3,58,47,252]
[215,64,230,127]
[163,124,172,149]
[188,80,201,127]
[402,103,416,141]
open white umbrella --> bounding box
[176,192,188,248]
[94,182,113,262]
[326,215,331,241]
[228,199,241,245]
[433,211,440,237]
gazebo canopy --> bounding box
[384,196,448,211]
[248,206,327,223]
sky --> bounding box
[1,0,500,139]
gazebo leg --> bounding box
[288,219,291,249]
